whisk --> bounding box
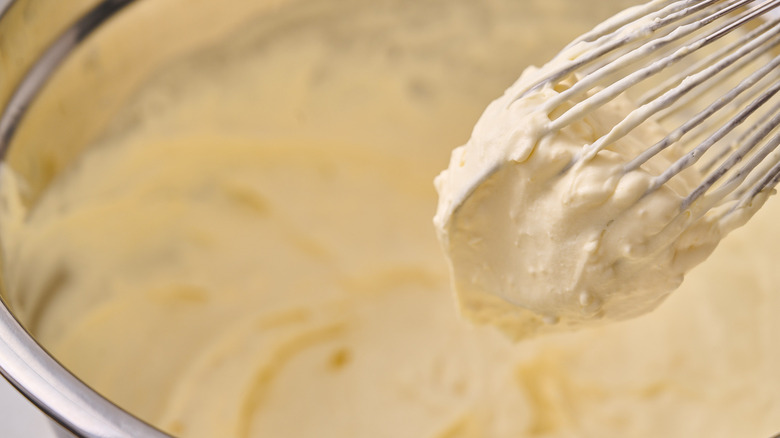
[432,0,780,332]
[514,0,780,222]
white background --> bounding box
[0,376,57,437]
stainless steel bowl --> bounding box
[0,2,173,436]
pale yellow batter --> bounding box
[434,29,767,338]
[0,0,779,437]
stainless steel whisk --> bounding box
[516,0,780,221]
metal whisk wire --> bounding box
[513,0,780,223]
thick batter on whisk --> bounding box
[434,60,766,339]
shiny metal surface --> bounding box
[0,0,138,159]
[0,301,169,437]
[0,0,13,21]
[0,2,171,436]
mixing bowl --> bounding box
[2,1,775,437]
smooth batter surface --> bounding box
[0,0,779,437]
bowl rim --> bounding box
[0,1,171,436]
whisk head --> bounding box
[516,0,780,221]
[432,0,780,334]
